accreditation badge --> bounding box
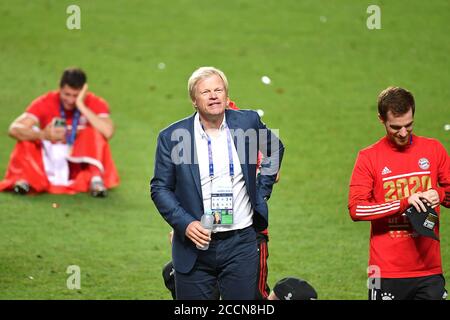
[211,180,233,225]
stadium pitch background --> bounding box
[0,0,448,299]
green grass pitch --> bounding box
[0,0,449,299]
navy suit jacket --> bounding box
[151,109,284,273]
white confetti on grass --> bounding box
[261,76,271,85]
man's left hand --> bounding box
[420,189,440,208]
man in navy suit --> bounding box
[151,66,284,300]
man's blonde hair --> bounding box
[188,66,229,102]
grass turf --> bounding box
[0,0,449,299]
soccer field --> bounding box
[0,0,449,299]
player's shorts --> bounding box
[368,274,447,300]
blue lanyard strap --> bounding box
[59,101,80,146]
[225,125,234,179]
[204,124,234,180]
[206,137,214,178]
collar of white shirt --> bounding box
[194,112,227,139]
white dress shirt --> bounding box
[194,113,253,232]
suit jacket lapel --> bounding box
[188,113,203,200]
[225,109,250,190]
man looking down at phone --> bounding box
[0,67,119,196]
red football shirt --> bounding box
[348,135,450,278]
[25,91,110,129]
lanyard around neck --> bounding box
[202,123,234,181]
[59,101,81,146]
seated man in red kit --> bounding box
[0,67,119,197]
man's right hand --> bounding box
[408,192,427,212]
[42,121,66,143]
[185,221,211,247]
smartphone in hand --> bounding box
[53,118,66,127]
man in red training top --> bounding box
[348,86,450,300]
[0,67,119,196]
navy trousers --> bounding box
[175,226,258,300]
